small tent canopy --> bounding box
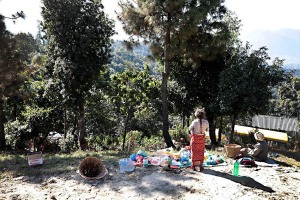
[252,115,298,132]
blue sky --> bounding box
[1,0,300,41]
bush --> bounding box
[288,133,300,151]
[87,133,120,151]
[169,124,190,143]
[4,120,35,150]
[140,134,165,151]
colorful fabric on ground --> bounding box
[190,133,205,168]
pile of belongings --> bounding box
[202,152,225,166]
[237,157,257,167]
[129,148,192,169]
[129,147,225,170]
[234,154,257,167]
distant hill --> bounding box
[109,41,160,75]
[244,29,300,69]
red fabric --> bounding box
[190,133,205,168]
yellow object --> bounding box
[205,129,226,140]
[172,152,181,159]
[234,125,288,143]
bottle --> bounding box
[143,157,149,167]
[233,160,239,176]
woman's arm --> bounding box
[189,121,195,133]
[250,143,262,157]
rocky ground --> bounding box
[0,157,299,200]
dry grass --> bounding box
[0,150,126,179]
[0,147,299,180]
[269,149,300,167]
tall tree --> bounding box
[219,44,288,143]
[5,32,40,122]
[14,33,39,64]
[118,0,226,147]
[111,65,160,150]
[41,0,114,149]
[0,15,28,149]
[170,9,234,145]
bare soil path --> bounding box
[1,158,299,200]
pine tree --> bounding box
[118,0,226,147]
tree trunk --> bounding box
[162,11,174,148]
[230,114,237,143]
[64,107,67,139]
[72,115,78,149]
[13,103,17,120]
[207,116,217,146]
[78,101,87,150]
[122,113,129,150]
[218,116,223,143]
[0,100,6,149]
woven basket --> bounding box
[224,144,241,158]
[78,156,108,180]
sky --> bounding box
[1,0,300,41]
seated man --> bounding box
[240,132,269,162]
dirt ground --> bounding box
[0,154,299,200]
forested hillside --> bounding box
[109,41,160,75]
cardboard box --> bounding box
[27,152,43,166]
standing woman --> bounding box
[189,108,209,171]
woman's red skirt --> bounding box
[190,133,205,168]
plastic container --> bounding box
[119,158,134,173]
[119,159,125,173]
[206,156,217,165]
[233,160,239,176]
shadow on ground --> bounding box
[271,149,300,162]
[202,168,275,193]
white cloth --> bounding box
[189,119,209,135]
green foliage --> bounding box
[219,44,287,116]
[269,76,300,118]
[0,15,34,148]
[111,65,160,116]
[118,0,227,58]
[42,0,115,149]
[131,107,162,138]
[58,131,78,153]
[169,124,189,143]
[42,0,114,106]
[168,80,195,125]
[118,0,227,147]
[84,69,118,139]
[4,120,28,150]
[111,65,161,149]
[13,64,64,149]
[141,134,165,151]
[109,41,161,75]
[218,44,288,142]
[14,33,39,64]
